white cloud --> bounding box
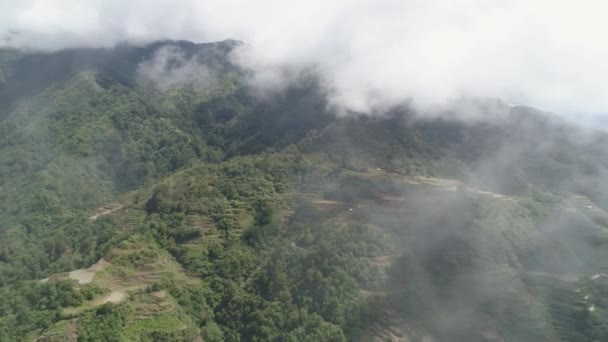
[2,0,608,114]
[135,45,215,90]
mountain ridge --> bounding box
[0,40,608,341]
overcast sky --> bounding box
[1,0,608,115]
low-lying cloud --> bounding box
[136,46,215,90]
[2,0,608,115]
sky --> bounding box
[1,0,608,115]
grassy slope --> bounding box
[1,42,608,341]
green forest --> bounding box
[1,40,608,341]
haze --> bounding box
[2,0,608,115]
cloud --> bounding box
[2,0,608,114]
[136,45,215,90]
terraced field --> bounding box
[36,232,202,341]
[31,167,608,341]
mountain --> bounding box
[1,40,608,341]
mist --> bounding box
[310,107,608,339]
[2,0,608,117]
[3,2,608,341]
[135,45,216,90]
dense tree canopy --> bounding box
[1,41,608,341]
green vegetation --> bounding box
[0,41,608,341]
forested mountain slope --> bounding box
[1,40,608,341]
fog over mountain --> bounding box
[2,0,608,115]
[1,2,608,342]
